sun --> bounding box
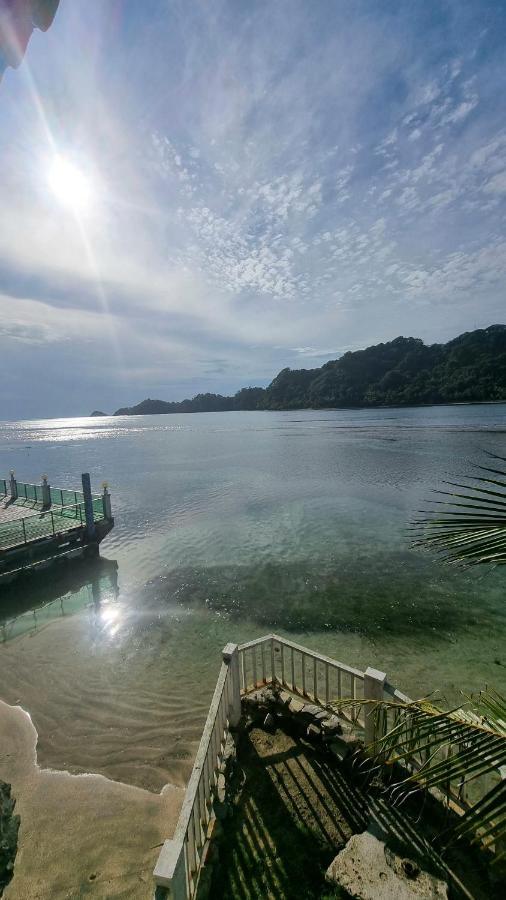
[47,155,94,213]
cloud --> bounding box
[0,0,505,415]
[397,240,506,302]
[0,293,106,344]
[483,170,506,194]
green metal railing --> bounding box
[3,480,93,507]
[8,481,95,508]
[91,497,104,518]
[49,487,86,507]
[0,500,106,553]
[15,481,44,503]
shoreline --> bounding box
[2,398,506,423]
[111,398,506,417]
[0,698,182,898]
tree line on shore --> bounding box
[101,325,506,416]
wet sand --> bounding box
[0,605,214,792]
[0,699,183,899]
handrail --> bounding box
[238,633,366,729]
[48,487,102,506]
[380,682,498,814]
[0,501,85,529]
[0,499,105,528]
[153,636,504,898]
[154,644,241,899]
[239,632,363,680]
[15,481,44,503]
[0,500,105,552]
[384,680,410,703]
[4,477,101,506]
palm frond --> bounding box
[443,779,506,859]
[366,691,506,859]
[412,452,506,564]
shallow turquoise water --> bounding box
[0,406,505,788]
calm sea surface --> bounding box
[0,406,505,790]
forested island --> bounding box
[108,325,506,416]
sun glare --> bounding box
[47,155,93,213]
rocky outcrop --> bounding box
[326,830,448,899]
[0,781,19,893]
[241,684,344,743]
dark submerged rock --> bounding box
[0,781,19,893]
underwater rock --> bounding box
[0,781,19,893]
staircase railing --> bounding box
[238,633,369,729]
[153,636,383,899]
[154,644,241,899]
[153,634,504,898]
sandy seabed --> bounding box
[0,699,183,899]
[0,602,221,897]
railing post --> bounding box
[153,839,188,899]
[81,473,96,539]
[41,474,51,508]
[102,482,112,520]
[9,470,17,500]
[222,643,241,727]
[363,666,386,753]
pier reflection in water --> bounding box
[0,557,119,643]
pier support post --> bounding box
[364,666,386,753]
[41,475,51,508]
[81,473,96,540]
[223,643,241,727]
[9,471,17,500]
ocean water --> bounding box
[0,406,505,791]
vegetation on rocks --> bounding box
[111,325,506,416]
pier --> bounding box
[0,472,114,582]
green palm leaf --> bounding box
[444,780,506,859]
[412,452,506,564]
[368,691,506,859]
[399,455,506,857]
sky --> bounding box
[1,0,506,418]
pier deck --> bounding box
[0,475,114,581]
[0,496,42,523]
[0,497,96,551]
